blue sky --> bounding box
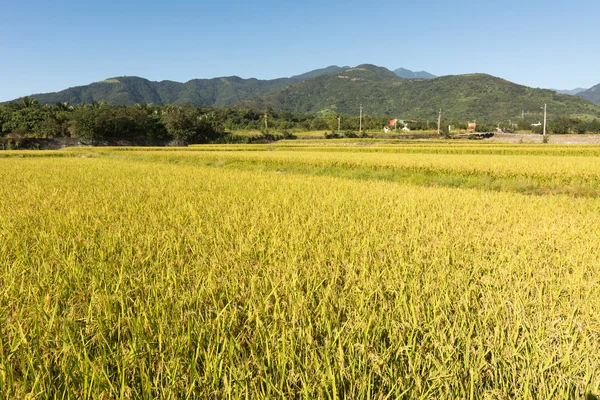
[1,0,598,101]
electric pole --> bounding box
[437,109,442,135]
[264,111,268,131]
[359,104,363,132]
[543,104,547,137]
[337,116,341,131]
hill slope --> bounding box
[577,84,600,105]
[237,65,600,122]
[23,66,348,106]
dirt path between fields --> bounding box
[484,133,600,144]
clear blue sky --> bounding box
[1,0,598,101]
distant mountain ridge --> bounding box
[577,84,600,105]
[553,88,588,96]
[236,65,600,122]
[393,67,437,79]
[10,65,437,107]
[291,65,350,80]
[19,66,350,107]
[8,64,600,122]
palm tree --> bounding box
[54,102,71,111]
[20,96,38,108]
[90,101,107,110]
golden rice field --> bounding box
[1,142,600,398]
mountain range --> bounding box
[237,66,600,121]
[10,65,600,122]
[553,88,587,95]
[577,84,600,105]
[393,68,437,79]
[16,66,431,107]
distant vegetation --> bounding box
[2,98,600,146]
[9,64,600,124]
[0,100,221,144]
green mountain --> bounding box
[237,65,600,122]
[394,67,437,79]
[577,84,600,105]
[13,64,600,122]
[22,66,348,106]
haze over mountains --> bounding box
[393,68,437,79]
[554,88,588,96]
[10,65,600,122]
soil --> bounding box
[484,133,600,144]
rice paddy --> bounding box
[1,142,600,398]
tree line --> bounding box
[2,98,600,143]
[0,98,400,141]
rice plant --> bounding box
[1,143,600,398]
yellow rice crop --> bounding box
[1,143,600,398]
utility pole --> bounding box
[543,104,547,137]
[264,111,268,130]
[437,109,442,135]
[337,116,341,131]
[359,104,363,132]
[522,110,525,120]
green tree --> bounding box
[69,106,100,141]
[19,96,38,108]
[549,117,587,134]
[161,106,223,143]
